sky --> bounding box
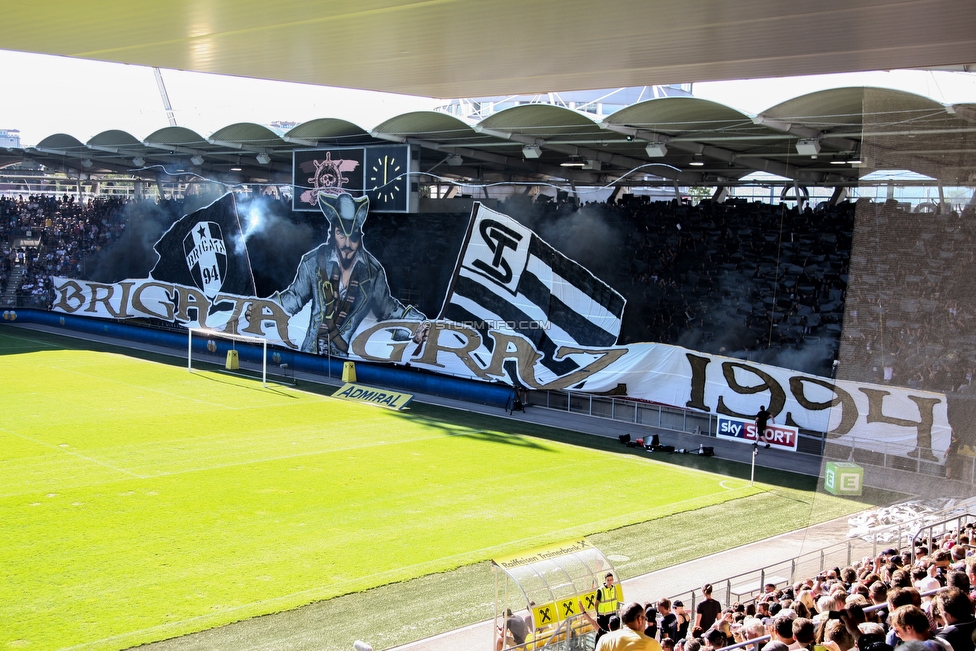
[1,49,975,148]
[0,50,441,147]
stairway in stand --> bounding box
[1,265,25,306]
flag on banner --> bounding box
[439,204,626,375]
[150,193,256,303]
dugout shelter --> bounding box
[492,539,620,650]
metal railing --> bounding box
[529,389,827,456]
[528,389,966,482]
[825,438,970,482]
[668,509,966,614]
[910,512,976,563]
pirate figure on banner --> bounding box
[276,191,428,355]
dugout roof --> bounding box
[491,539,617,624]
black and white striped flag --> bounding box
[439,204,625,377]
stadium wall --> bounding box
[5,308,513,408]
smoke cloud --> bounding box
[82,200,182,282]
[237,195,323,296]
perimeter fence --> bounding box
[527,389,965,483]
[668,509,976,614]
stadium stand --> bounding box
[840,199,976,393]
[483,194,856,377]
[3,191,852,372]
[13,190,976,387]
[0,194,187,308]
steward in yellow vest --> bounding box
[595,573,621,632]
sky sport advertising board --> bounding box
[716,416,799,452]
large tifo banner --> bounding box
[50,195,952,459]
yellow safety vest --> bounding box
[597,584,619,615]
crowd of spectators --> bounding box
[839,199,976,393]
[500,522,976,651]
[0,252,10,296]
[0,194,129,306]
[0,194,194,307]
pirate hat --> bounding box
[318,192,369,238]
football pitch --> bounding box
[0,326,893,651]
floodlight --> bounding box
[795,139,821,156]
[522,144,542,159]
[132,157,145,167]
[446,154,463,166]
[645,142,668,157]
[80,158,92,168]
[256,153,271,164]
[190,155,205,166]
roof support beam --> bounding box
[474,125,703,184]
[751,115,860,153]
[371,129,603,184]
[601,122,827,183]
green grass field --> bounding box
[0,326,896,651]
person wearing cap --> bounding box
[276,191,427,355]
[659,599,678,641]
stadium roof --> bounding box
[1,2,974,191]
[1,1,974,99]
[4,88,974,190]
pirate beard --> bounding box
[337,245,358,270]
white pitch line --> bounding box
[0,426,145,479]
